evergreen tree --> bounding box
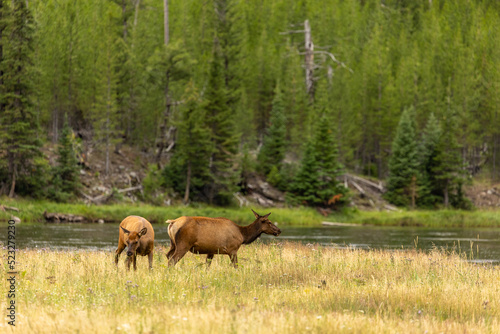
[51,116,81,200]
[258,83,287,176]
[418,113,442,207]
[313,116,347,207]
[288,116,346,207]
[214,0,241,108]
[164,81,213,203]
[204,48,240,204]
[288,140,321,206]
[385,107,420,207]
[432,108,465,207]
[0,0,43,197]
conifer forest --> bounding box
[1,0,500,209]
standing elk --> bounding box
[115,216,155,270]
[165,209,281,268]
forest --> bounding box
[1,0,499,208]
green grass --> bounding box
[2,197,500,227]
[350,209,500,228]
[2,243,499,333]
[0,197,324,226]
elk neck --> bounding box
[240,220,263,245]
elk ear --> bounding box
[120,226,130,234]
[139,227,147,236]
[251,209,260,219]
[263,212,271,219]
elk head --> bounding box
[121,226,147,256]
[251,209,281,236]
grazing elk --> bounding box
[115,216,155,270]
[165,209,281,268]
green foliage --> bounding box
[164,81,213,202]
[143,164,168,205]
[49,118,81,201]
[418,113,442,207]
[385,107,420,207]
[266,165,281,188]
[432,107,467,207]
[204,49,240,204]
[313,116,347,206]
[0,0,44,197]
[287,140,320,206]
[288,117,347,208]
[258,83,287,176]
[1,0,500,204]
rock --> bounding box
[97,219,105,224]
[246,173,285,203]
[10,216,21,224]
[249,192,274,207]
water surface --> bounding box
[2,223,499,263]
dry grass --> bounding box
[1,242,499,333]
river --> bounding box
[2,223,499,263]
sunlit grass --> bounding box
[354,209,500,227]
[1,242,499,333]
[3,197,500,227]
[0,197,323,225]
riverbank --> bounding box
[353,210,500,228]
[1,243,498,333]
[2,198,500,227]
[0,198,324,226]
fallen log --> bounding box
[349,180,366,197]
[322,221,359,227]
[0,204,20,212]
[344,173,385,192]
[43,211,87,223]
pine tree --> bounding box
[288,140,321,206]
[385,107,420,207]
[0,0,43,197]
[258,83,287,176]
[52,116,81,199]
[432,108,464,207]
[418,113,442,207]
[214,0,241,108]
[165,81,213,203]
[204,48,240,204]
[313,116,347,207]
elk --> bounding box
[165,209,281,268]
[115,216,155,270]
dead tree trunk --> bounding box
[304,20,314,102]
[164,0,169,45]
[155,0,173,168]
[183,161,191,204]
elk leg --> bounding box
[168,245,189,267]
[133,254,138,271]
[166,242,176,260]
[148,251,153,270]
[115,242,126,266]
[206,254,214,267]
[229,253,238,268]
[126,255,132,270]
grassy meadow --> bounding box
[0,197,323,225]
[3,197,500,228]
[1,242,499,333]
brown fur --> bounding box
[115,216,155,270]
[166,209,281,268]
